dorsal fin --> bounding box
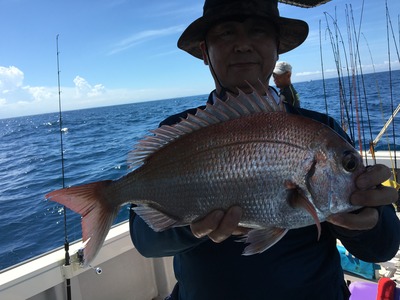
[128,82,282,168]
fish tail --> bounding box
[46,180,118,266]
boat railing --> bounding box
[0,221,176,300]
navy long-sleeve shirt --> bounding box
[130,91,400,300]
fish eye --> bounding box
[342,151,359,172]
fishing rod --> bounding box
[385,1,398,173]
[348,2,374,164]
[324,11,354,141]
[318,19,329,118]
[56,34,72,300]
[385,1,397,173]
[361,1,400,190]
[385,3,400,64]
[373,104,400,147]
[344,4,364,157]
[361,32,399,192]
[362,33,381,166]
[55,36,103,293]
[324,3,398,175]
[323,13,345,126]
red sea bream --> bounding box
[46,84,365,266]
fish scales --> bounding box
[46,86,364,265]
[115,112,321,225]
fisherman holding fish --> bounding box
[130,0,399,299]
[46,0,400,299]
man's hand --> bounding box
[190,206,249,242]
[327,164,398,230]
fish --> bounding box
[46,83,365,266]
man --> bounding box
[130,0,400,299]
[273,61,300,107]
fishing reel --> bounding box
[77,248,102,275]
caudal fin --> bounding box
[46,180,118,266]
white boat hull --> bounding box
[0,222,176,300]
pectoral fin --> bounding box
[286,181,322,240]
[239,227,288,255]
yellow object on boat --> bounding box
[382,179,400,190]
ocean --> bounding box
[0,70,399,271]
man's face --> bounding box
[200,18,278,95]
[272,72,291,89]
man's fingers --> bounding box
[356,164,391,189]
[327,208,379,230]
[208,206,242,243]
[190,207,243,243]
[351,185,398,206]
[350,164,397,207]
[190,210,224,238]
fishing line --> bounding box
[385,2,397,172]
[324,11,354,141]
[364,2,400,187]
[318,20,329,119]
[56,34,72,300]
[385,1,399,172]
[385,4,400,64]
[344,4,364,157]
[324,14,343,123]
[361,34,380,165]
[348,2,373,163]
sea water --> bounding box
[0,70,399,270]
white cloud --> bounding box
[296,71,321,77]
[0,66,24,93]
[0,68,110,118]
[23,86,54,101]
[73,75,91,92]
[73,76,106,97]
[0,67,200,119]
[109,25,185,55]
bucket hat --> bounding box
[178,0,309,59]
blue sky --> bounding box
[0,0,399,119]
